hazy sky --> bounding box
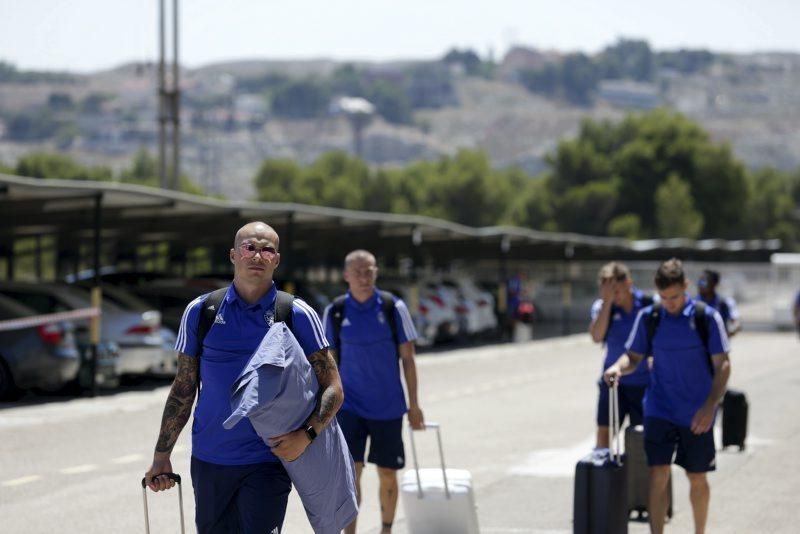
[1,0,798,72]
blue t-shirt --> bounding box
[322,289,417,420]
[174,283,328,465]
[590,290,651,386]
[625,297,730,427]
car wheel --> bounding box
[0,357,24,401]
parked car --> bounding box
[382,282,459,347]
[0,282,161,378]
[0,293,118,398]
[0,294,80,400]
[441,279,499,336]
[70,282,178,377]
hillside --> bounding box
[1,49,799,200]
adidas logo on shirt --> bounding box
[270,528,279,534]
[214,314,226,325]
[341,318,351,327]
[208,304,216,311]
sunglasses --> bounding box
[239,242,277,259]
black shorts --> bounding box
[644,416,717,473]
[190,456,291,534]
[336,410,405,470]
[596,382,645,427]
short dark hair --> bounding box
[655,258,685,290]
[702,269,720,286]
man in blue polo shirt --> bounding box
[323,249,424,534]
[144,221,342,534]
[588,261,651,448]
[697,269,741,337]
[604,258,731,534]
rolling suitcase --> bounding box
[573,382,627,534]
[722,389,748,451]
[141,473,185,534]
[401,422,480,534]
[625,425,672,521]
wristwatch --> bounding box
[304,425,318,443]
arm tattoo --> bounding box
[155,354,198,453]
[307,348,343,427]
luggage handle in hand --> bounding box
[141,473,185,534]
[408,422,451,500]
[608,382,621,464]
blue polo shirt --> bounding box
[625,297,730,427]
[590,289,651,386]
[174,283,328,465]
[322,289,417,420]
[697,293,739,326]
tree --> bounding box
[270,79,330,119]
[655,174,703,238]
[15,152,112,181]
[745,168,798,248]
[555,181,619,235]
[607,213,642,239]
[599,38,654,82]
[560,53,598,105]
[253,158,304,203]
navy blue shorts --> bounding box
[643,417,717,473]
[337,410,405,470]
[190,456,292,534]
[596,382,645,427]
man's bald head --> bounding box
[234,222,280,249]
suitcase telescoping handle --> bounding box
[608,381,621,464]
[141,473,185,534]
[408,422,451,500]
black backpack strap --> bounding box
[693,300,717,376]
[275,290,295,330]
[378,290,399,348]
[644,302,662,357]
[693,301,710,353]
[197,288,228,349]
[330,295,347,353]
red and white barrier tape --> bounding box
[0,307,100,332]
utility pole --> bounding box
[158,0,181,190]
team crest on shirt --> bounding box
[264,310,275,327]
[377,311,386,324]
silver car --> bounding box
[0,282,163,378]
[0,294,81,399]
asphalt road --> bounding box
[1,330,797,533]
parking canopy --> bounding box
[0,173,782,280]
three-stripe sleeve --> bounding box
[174,295,206,356]
[394,299,418,342]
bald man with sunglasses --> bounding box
[145,222,343,534]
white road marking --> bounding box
[111,454,143,464]
[2,475,42,487]
[59,464,98,475]
[510,435,596,478]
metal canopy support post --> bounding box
[158,0,181,190]
[89,193,103,397]
[561,243,575,336]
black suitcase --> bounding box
[574,383,628,534]
[624,425,672,521]
[722,389,748,451]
